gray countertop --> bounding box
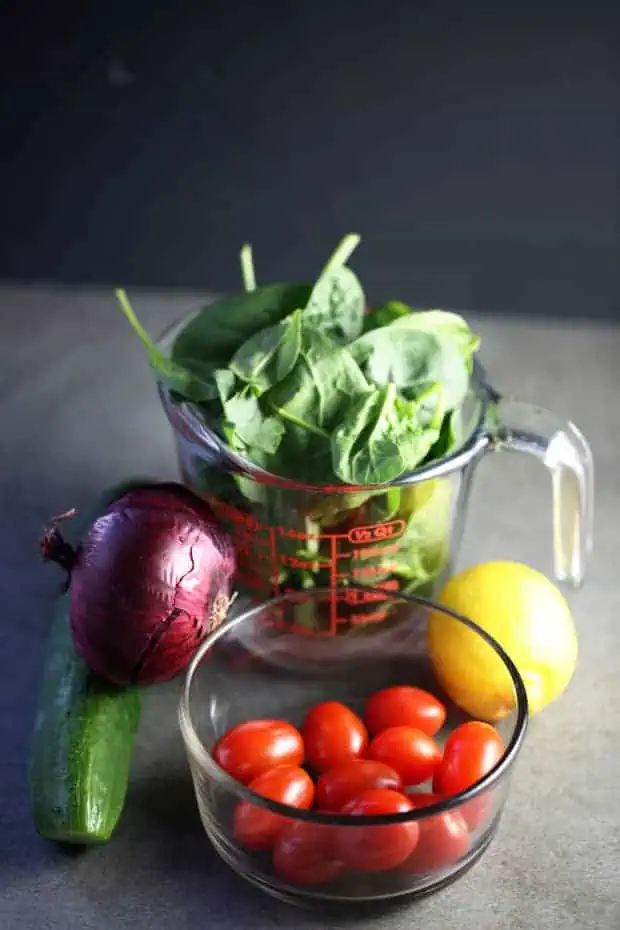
[1,285,619,929]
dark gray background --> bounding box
[0,1,617,316]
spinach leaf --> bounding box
[172,358,220,397]
[303,234,365,343]
[331,382,440,485]
[361,305,479,371]
[350,324,470,413]
[214,368,238,404]
[116,289,220,402]
[221,388,285,455]
[271,422,333,483]
[305,489,380,525]
[420,408,461,464]
[230,309,302,394]
[171,282,312,367]
[266,327,370,440]
[362,300,412,332]
[304,267,365,343]
[229,326,371,484]
[389,309,480,365]
[352,326,439,387]
[387,478,454,586]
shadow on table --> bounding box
[123,766,448,927]
[4,762,448,926]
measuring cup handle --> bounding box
[485,398,594,587]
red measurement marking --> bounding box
[269,526,280,596]
[277,526,321,541]
[280,555,325,570]
[344,579,400,603]
[352,564,390,578]
[349,610,389,625]
[207,497,266,533]
[329,535,338,635]
[353,543,400,561]
[342,586,392,604]
[347,520,405,544]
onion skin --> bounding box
[62,483,235,685]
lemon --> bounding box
[427,561,578,721]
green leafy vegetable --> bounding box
[266,327,370,439]
[303,233,365,342]
[389,309,481,366]
[362,300,411,331]
[222,389,285,455]
[172,282,312,367]
[230,310,303,394]
[214,368,237,405]
[116,289,219,402]
[350,323,470,413]
[117,233,481,634]
[331,383,441,485]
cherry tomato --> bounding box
[233,765,315,851]
[273,817,345,887]
[364,686,447,737]
[213,719,304,785]
[337,789,419,872]
[302,702,368,774]
[401,792,470,873]
[433,722,504,829]
[316,760,403,812]
[368,726,442,787]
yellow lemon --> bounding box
[427,561,578,721]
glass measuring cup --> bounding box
[157,318,593,637]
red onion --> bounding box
[41,483,236,685]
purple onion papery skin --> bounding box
[69,484,236,685]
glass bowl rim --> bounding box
[178,587,529,827]
[155,308,496,493]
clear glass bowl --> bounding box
[178,589,528,907]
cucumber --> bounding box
[29,480,149,845]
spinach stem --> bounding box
[319,233,361,278]
[267,403,329,438]
[240,244,256,292]
[382,380,397,411]
[115,289,162,358]
[114,287,153,349]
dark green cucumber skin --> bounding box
[29,479,150,845]
[29,600,141,844]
